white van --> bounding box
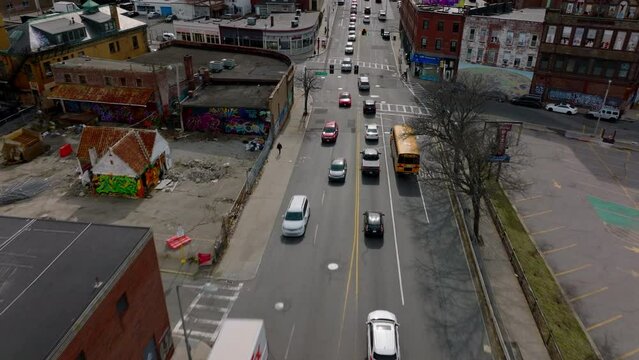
[281,195,310,237]
[379,10,386,21]
[587,107,620,122]
[358,76,370,91]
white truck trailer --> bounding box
[207,319,268,360]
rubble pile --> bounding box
[168,159,229,184]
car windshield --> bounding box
[363,152,379,160]
[324,127,336,133]
[331,163,344,171]
[285,211,303,221]
[373,354,397,360]
[340,94,350,99]
[367,127,377,133]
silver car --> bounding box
[367,310,400,360]
[341,57,353,72]
[345,42,354,54]
[348,33,357,41]
[365,124,379,141]
[328,158,347,182]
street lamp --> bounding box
[167,64,184,131]
[176,282,219,360]
[593,79,612,138]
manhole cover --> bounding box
[328,263,339,271]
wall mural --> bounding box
[547,89,622,109]
[183,106,271,135]
[94,175,141,197]
[64,101,159,127]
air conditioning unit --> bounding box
[247,17,256,25]
[295,8,301,16]
[291,20,298,27]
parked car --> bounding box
[484,90,509,102]
[363,15,370,23]
[348,33,357,41]
[147,11,161,19]
[341,58,353,72]
[545,103,578,115]
[510,94,542,108]
[364,6,371,14]
[281,195,310,237]
[379,10,386,20]
[587,107,620,122]
[363,99,376,114]
[328,158,348,182]
[382,31,391,40]
[365,124,379,141]
[162,32,176,41]
[348,23,356,31]
[123,10,139,17]
[361,148,380,176]
[363,211,384,237]
[358,75,370,91]
[344,42,354,54]
[321,120,339,143]
[339,92,352,107]
[367,310,400,359]
[165,14,178,22]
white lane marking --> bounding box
[380,115,406,306]
[418,180,431,224]
[284,324,296,360]
[370,95,380,98]
[313,224,319,246]
[322,190,326,204]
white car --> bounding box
[147,11,161,19]
[363,15,370,23]
[281,195,310,237]
[349,23,356,31]
[365,124,379,141]
[367,310,400,360]
[345,42,354,54]
[341,57,353,72]
[162,32,176,41]
[545,103,577,115]
[348,33,357,41]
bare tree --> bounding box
[295,67,322,116]
[408,74,527,238]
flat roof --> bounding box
[488,8,546,22]
[183,84,275,108]
[31,17,86,34]
[224,12,319,31]
[53,57,157,73]
[128,45,290,82]
[0,216,151,360]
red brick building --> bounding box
[0,216,174,360]
[532,0,639,110]
[400,1,466,81]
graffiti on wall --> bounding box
[144,166,161,188]
[64,101,158,127]
[95,175,141,197]
[547,89,622,110]
[183,106,271,135]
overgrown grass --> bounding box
[490,185,598,360]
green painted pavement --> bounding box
[588,195,639,231]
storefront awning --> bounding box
[48,84,154,107]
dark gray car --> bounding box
[328,158,347,182]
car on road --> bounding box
[344,42,354,54]
[358,75,370,91]
[367,310,400,359]
[484,90,510,102]
[147,11,161,19]
[361,148,381,176]
[364,6,371,14]
[379,10,386,20]
[545,103,578,115]
[339,92,352,107]
[510,94,542,108]
[382,31,391,40]
[348,23,356,31]
[363,15,370,23]
[363,211,384,237]
[351,5,358,13]
[350,15,357,22]
[363,99,376,114]
[321,120,339,143]
[341,57,353,72]
[123,10,139,17]
[165,14,178,22]
[365,124,379,141]
[328,158,348,182]
[281,195,310,237]
[587,107,620,121]
[348,33,357,41]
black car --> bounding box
[363,99,376,114]
[382,31,391,40]
[363,211,384,237]
[165,14,178,22]
[510,95,542,108]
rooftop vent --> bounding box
[296,8,301,16]
[247,17,256,25]
[291,20,298,27]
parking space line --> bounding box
[617,346,639,360]
[589,143,639,209]
[541,243,577,255]
[514,195,542,203]
[586,314,623,332]
[522,209,553,219]
[555,263,592,277]
[568,286,608,303]
[531,226,565,236]
[575,180,627,196]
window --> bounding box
[480,28,487,42]
[592,60,604,76]
[576,0,585,15]
[437,21,444,31]
[5,2,13,9]
[132,35,139,49]
[466,48,473,61]
[469,28,475,41]
[576,58,588,74]
[530,34,538,47]
[21,0,28,7]
[487,49,497,63]
[491,30,500,43]
[506,31,513,45]
[64,74,72,83]
[627,32,639,51]
[62,56,68,60]
[566,58,576,72]
[421,37,427,48]
[119,77,126,86]
[136,78,143,87]
[79,75,87,84]
[78,51,85,56]
[514,58,521,67]
[105,76,113,86]
[422,20,429,29]
[539,54,549,70]
[194,33,204,42]
[518,33,526,46]
[614,31,626,50]
[435,39,442,50]
[573,28,584,46]
[585,29,597,47]
[561,26,572,45]
[526,55,534,67]
[116,293,129,316]
[619,62,630,78]
[452,23,459,33]
[565,2,573,14]
[503,51,510,65]
[104,21,114,32]
[116,41,120,52]
[546,25,556,43]
[76,351,86,360]
[605,61,615,77]
[109,42,117,53]
[554,56,565,71]
[630,6,637,18]
[601,30,613,49]
[477,48,484,62]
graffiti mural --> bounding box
[144,166,161,188]
[547,89,622,110]
[183,106,271,135]
[95,175,140,197]
[64,101,158,127]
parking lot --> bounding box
[510,129,639,359]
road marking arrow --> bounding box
[553,179,562,189]
[624,246,639,254]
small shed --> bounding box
[1,128,46,164]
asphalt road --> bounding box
[229,1,491,358]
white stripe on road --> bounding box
[284,324,296,360]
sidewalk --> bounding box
[212,89,308,281]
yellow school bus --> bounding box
[389,124,420,174]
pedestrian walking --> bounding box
[276,142,283,157]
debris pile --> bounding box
[0,177,50,205]
[167,159,229,184]
[245,138,265,151]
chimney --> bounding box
[109,4,121,31]
[0,18,9,51]
[184,55,195,90]
[270,15,274,27]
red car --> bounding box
[339,92,352,107]
[321,120,339,143]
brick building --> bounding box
[532,0,639,110]
[0,216,174,360]
[460,8,545,71]
[399,1,466,81]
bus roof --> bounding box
[392,124,419,155]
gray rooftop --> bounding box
[224,12,319,31]
[128,45,290,82]
[183,84,276,108]
[80,11,113,24]
[53,57,157,73]
[487,8,546,22]
[31,17,86,34]
[0,216,151,360]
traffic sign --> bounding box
[315,71,328,76]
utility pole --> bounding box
[593,79,611,138]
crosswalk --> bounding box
[378,102,429,115]
[172,281,243,345]
[310,58,396,71]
